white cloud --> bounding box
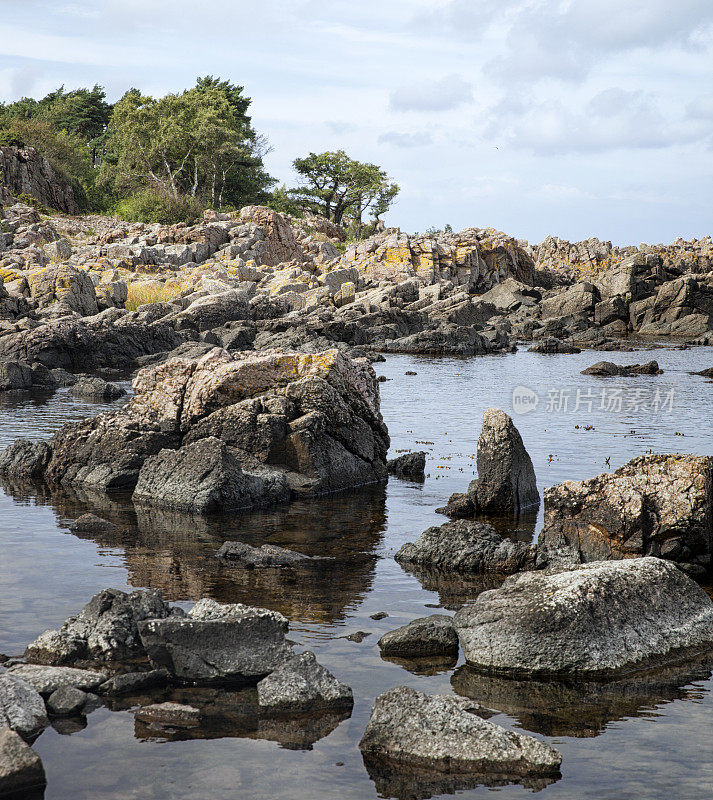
[389,74,473,112]
[378,131,433,148]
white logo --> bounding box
[512,385,539,415]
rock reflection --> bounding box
[396,562,505,610]
[378,654,458,676]
[451,654,713,737]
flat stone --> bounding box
[6,665,107,695]
[97,670,169,696]
[378,615,458,659]
[134,702,201,728]
[216,541,320,567]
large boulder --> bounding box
[359,686,561,784]
[28,263,98,316]
[137,598,293,684]
[0,674,49,738]
[377,615,458,659]
[0,728,46,796]
[453,558,713,677]
[238,206,307,265]
[0,439,52,479]
[537,454,713,574]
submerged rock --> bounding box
[386,451,427,480]
[377,615,458,659]
[453,557,713,677]
[69,513,122,536]
[0,674,49,738]
[395,520,537,574]
[0,728,46,796]
[538,454,713,573]
[359,686,561,782]
[134,702,201,729]
[215,541,322,567]
[257,651,353,714]
[581,359,662,376]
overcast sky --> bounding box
[1,0,711,245]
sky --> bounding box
[0,0,711,245]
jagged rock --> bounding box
[256,651,353,714]
[28,263,98,316]
[0,728,46,796]
[44,238,72,261]
[538,454,713,572]
[359,686,561,783]
[173,289,250,332]
[5,665,107,695]
[24,588,179,666]
[0,145,79,213]
[134,702,201,728]
[387,451,426,480]
[137,598,293,684]
[215,541,321,567]
[46,686,87,716]
[0,360,33,391]
[70,376,126,401]
[453,558,713,676]
[132,437,290,513]
[0,674,49,738]
[0,439,52,479]
[582,360,662,376]
[377,615,458,659]
[480,278,541,312]
[395,520,537,574]
[238,206,307,265]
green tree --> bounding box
[290,150,398,228]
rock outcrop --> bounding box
[453,558,713,677]
[0,145,79,213]
[386,451,426,480]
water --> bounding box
[2,347,713,799]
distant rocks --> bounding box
[377,615,458,659]
[386,451,426,480]
[581,359,662,376]
[453,558,713,677]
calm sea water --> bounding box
[2,345,713,799]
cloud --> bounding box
[325,120,358,134]
[378,131,433,147]
[389,74,473,112]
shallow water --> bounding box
[2,346,713,799]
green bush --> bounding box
[15,192,53,214]
[115,189,203,225]
[0,130,25,147]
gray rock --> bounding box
[257,651,353,714]
[24,588,179,666]
[46,686,87,716]
[0,438,52,479]
[359,686,561,781]
[97,669,169,696]
[132,437,290,513]
[453,557,713,677]
[387,451,426,480]
[395,520,537,574]
[70,377,126,401]
[138,598,293,684]
[470,408,539,514]
[0,728,46,796]
[69,513,122,536]
[435,492,478,519]
[528,337,581,354]
[0,360,32,391]
[5,665,107,695]
[134,702,201,728]
[581,360,662,376]
[215,541,322,567]
[377,615,458,659]
[0,674,49,738]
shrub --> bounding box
[0,130,25,147]
[15,192,53,214]
[116,189,203,225]
[124,278,193,311]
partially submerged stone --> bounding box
[0,728,46,796]
[69,514,122,536]
[0,674,49,739]
[70,376,126,401]
[377,615,458,659]
[0,439,52,480]
[386,451,427,480]
[5,665,107,695]
[581,359,662,376]
[257,651,353,714]
[46,686,88,717]
[216,541,322,567]
[453,557,713,677]
[359,686,561,781]
[134,702,201,729]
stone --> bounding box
[257,651,353,714]
[0,439,52,479]
[132,437,290,513]
[435,492,478,519]
[396,520,537,574]
[46,686,87,716]
[138,598,293,684]
[5,665,107,695]
[28,263,98,316]
[0,674,49,738]
[359,686,561,781]
[0,360,32,391]
[470,408,539,514]
[69,514,122,536]
[70,377,126,401]
[581,360,662,376]
[528,338,581,354]
[24,588,179,666]
[377,615,458,659]
[453,557,713,677]
[44,238,73,261]
[134,702,201,728]
[386,451,426,480]
[97,670,169,696]
[215,541,322,567]
[537,454,713,570]
[0,728,46,796]
[0,145,79,212]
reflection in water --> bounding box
[451,654,713,737]
[395,562,505,610]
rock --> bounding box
[238,206,307,266]
[359,686,561,782]
[528,337,581,354]
[28,263,98,315]
[97,670,169,696]
[134,702,201,728]
[471,408,539,514]
[0,674,49,738]
[453,557,713,677]
[5,665,107,695]
[215,541,322,567]
[377,615,458,659]
[24,588,179,666]
[694,367,713,378]
[133,437,290,513]
[480,278,541,312]
[69,514,122,536]
[70,377,126,401]
[0,439,52,479]
[435,492,478,519]
[0,144,79,212]
[387,451,426,480]
[0,360,32,391]
[537,454,713,570]
[0,728,46,796]
[46,686,87,716]
[256,651,353,714]
[370,612,388,620]
[137,598,293,684]
[44,238,73,261]
[581,360,662,376]
[396,520,537,574]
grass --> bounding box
[125,279,192,311]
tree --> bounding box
[290,150,399,227]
